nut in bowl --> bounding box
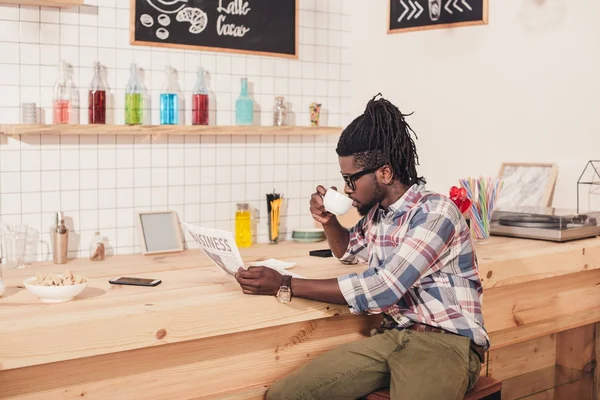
[23,270,89,303]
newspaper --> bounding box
[182,222,304,278]
[182,222,244,276]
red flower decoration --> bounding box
[449,186,472,214]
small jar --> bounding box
[89,231,106,261]
[273,96,287,126]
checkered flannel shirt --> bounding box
[336,183,490,350]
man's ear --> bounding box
[379,165,394,185]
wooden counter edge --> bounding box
[0,295,358,371]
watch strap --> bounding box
[281,274,292,288]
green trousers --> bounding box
[266,329,482,400]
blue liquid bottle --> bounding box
[160,66,180,125]
[235,77,253,126]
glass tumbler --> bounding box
[21,102,37,124]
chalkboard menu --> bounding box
[130,0,298,58]
[388,0,488,34]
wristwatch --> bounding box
[276,275,292,303]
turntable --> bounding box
[490,208,600,242]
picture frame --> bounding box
[137,211,184,255]
[496,162,558,210]
[129,0,299,59]
[387,0,489,34]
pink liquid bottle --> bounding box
[88,61,106,124]
[53,60,71,124]
[192,67,209,125]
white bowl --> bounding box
[23,276,89,303]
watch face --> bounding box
[277,287,291,303]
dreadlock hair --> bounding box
[336,93,423,187]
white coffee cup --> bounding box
[323,188,353,216]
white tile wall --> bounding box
[0,0,352,261]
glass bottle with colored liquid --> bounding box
[160,66,180,125]
[67,64,80,124]
[52,60,71,124]
[192,66,209,125]
[235,203,252,248]
[88,61,106,124]
[125,63,143,125]
[235,77,253,126]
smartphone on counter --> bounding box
[109,277,162,287]
[309,249,333,258]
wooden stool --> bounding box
[365,376,502,400]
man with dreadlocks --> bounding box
[235,94,489,400]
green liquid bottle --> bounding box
[125,93,142,125]
[125,63,143,125]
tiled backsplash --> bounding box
[0,0,351,260]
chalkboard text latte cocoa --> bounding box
[130,0,298,58]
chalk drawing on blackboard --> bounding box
[157,0,187,4]
[445,0,472,14]
[156,27,169,40]
[398,0,424,22]
[147,0,187,14]
[429,0,441,20]
[176,7,208,35]
[158,14,171,26]
[140,14,154,27]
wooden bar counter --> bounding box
[1,237,600,399]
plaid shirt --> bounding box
[337,183,490,350]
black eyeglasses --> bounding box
[341,165,383,191]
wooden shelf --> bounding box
[0,0,82,7]
[0,124,342,136]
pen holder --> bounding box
[268,213,279,244]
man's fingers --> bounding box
[240,283,257,291]
[312,214,328,225]
[236,274,263,287]
[316,185,327,196]
[309,204,327,216]
[238,268,262,278]
[310,193,325,207]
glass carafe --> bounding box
[0,262,4,297]
[1,224,28,270]
[192,67,209,126]
[67,64,80,124]
[125,63,143,125]
[160,65,180,125]
[88,61,106,124]
[53,60,71,124]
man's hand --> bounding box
[235,266,283,296]
[309,185,351,259]
[310,185,337,225]
[235,266,348,305]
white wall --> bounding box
[0,0,351,260]
[350,0,600,211]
